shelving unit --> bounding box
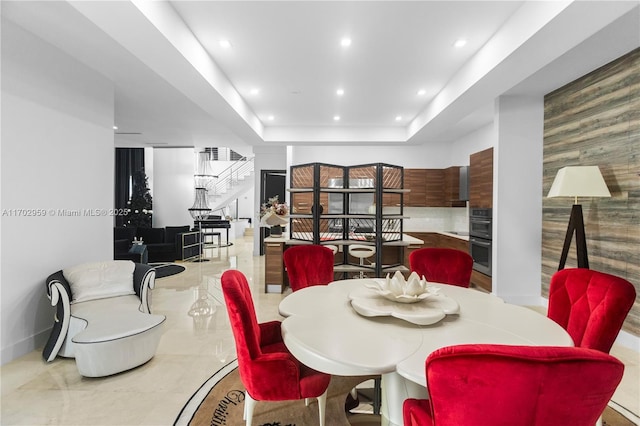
[288,162,409,278]
[179,231,202,261]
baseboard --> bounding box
[614,330,640,352]
[1,328,50,365]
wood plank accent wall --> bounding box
[542,47,639,336]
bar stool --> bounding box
[324,244,338,264]
[349,244,376,279]
[325,245,338,255]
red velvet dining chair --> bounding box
[283,245,335,292]
[221,270,331,426]
[548,268,636,353]
[402,344,624,426]
[409,248,473,287]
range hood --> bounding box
[459,166,469,201]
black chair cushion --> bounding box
[137,228,165,244]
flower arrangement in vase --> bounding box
[260,195,289,236]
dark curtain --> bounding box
[115,148,145,227]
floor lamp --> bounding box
[547,166,610,271]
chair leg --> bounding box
[305,398,310,406]
[317,388,328,426]
[244,392,257,426]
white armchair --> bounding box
[42,261,166,377]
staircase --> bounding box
[207,157,254,213]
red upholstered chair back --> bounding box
[221,269,331,411]
[220,270,263,383]
[283,245,335,292]
[409,344,624,426]
[409,248,473,287]
[548,268,636,353]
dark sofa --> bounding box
[114,226,191,263]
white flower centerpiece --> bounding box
[367,271,440,303]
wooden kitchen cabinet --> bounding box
[405,168,449,207]
[438,234,469,252]
[425,169,446,207]
[404,168,467,207]
[404,169,427,206]
[264,240,286,293]
[405,232,469,253]
[469,147,493,208]
[471,270,492,293]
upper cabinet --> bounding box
[424,169,445,206]
[404,169,428,206]
[404,167,466,207]
[469,147,494,208]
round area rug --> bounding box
[150,263,186,279]
[174,360,380,426]
[174,360,636,426]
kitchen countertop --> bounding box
[438,231,470,241]
[265,233,424,245]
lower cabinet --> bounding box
[471,270,492,293]
[264,241,286,293]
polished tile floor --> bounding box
[1,235,638,425]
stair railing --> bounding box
[209,157,254,197]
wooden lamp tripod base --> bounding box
[558,204,589,271]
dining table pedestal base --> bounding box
[381,372,429,426]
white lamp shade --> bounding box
[547,166,611,198]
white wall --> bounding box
[152,148,195,228]
[253,146,287,255]
[1,20,114,363]
[291,143,455,168]
[236,186,255,221]
[450,123,496,166]
[492,96,544,304]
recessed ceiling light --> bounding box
[112,125,118,130]
[333,115,341,121]
[336,88,344,96]
[250,88,260,95]
[219,39,232,49]
[340,37,352,48]
[453,39,467,48]
[395,116,403,121]
[267,115,275,121]
[417,89,426,96]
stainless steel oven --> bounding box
[469,208,492,239]
[469,208,492,276]
[470,236,492,276]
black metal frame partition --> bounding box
[288,162,405,278]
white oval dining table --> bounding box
[279,278,573,426]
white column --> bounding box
[493,96,544,305]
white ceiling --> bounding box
[2,1,639,150]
